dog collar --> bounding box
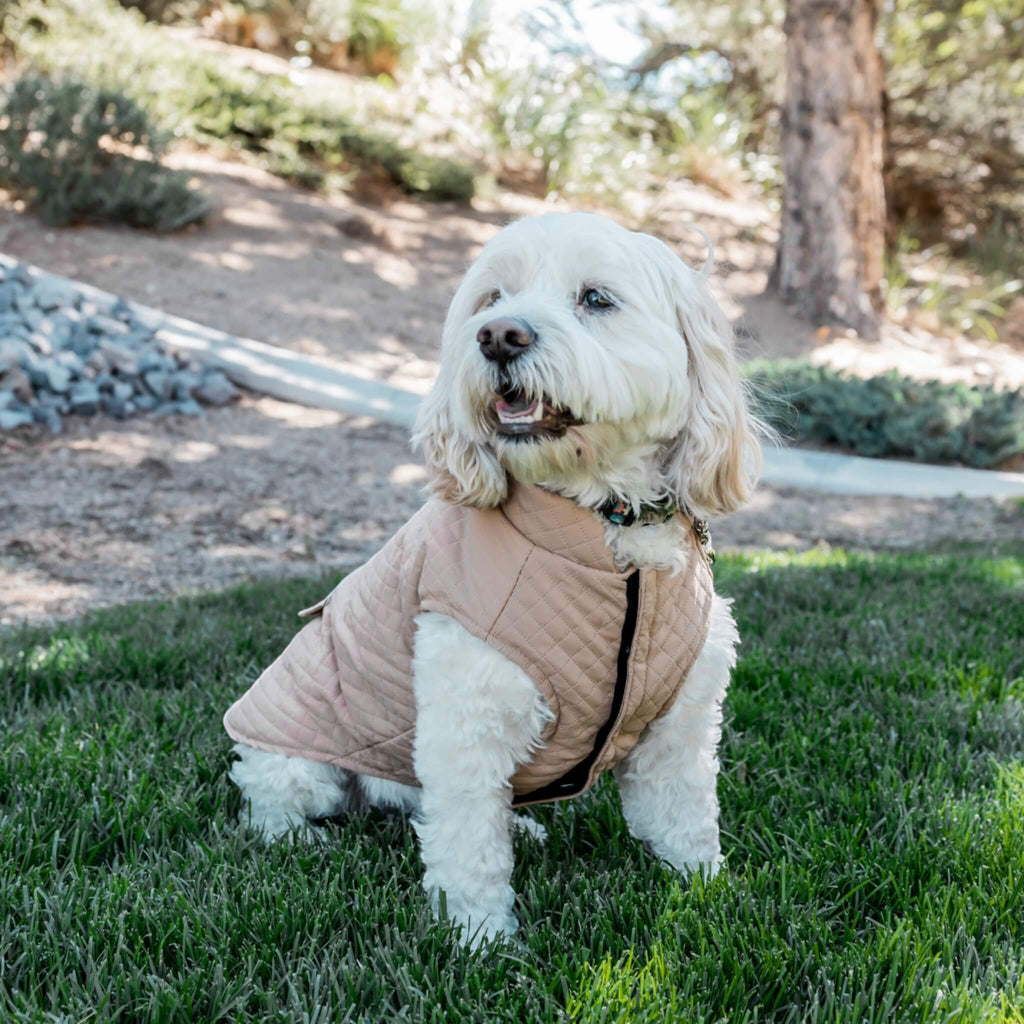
[597,497,716,564]
[597,496,678,527]
[692,515,716,564]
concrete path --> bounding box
[760,447,1024,499]
[11,258,1024,500]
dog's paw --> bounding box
[665,850,723,880]
[511,815,548,844]
[455,910,520,949]
[239,809,325,846]
[428,887,520,947]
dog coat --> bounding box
[223,483,714,806]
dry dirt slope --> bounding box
[2,141,1022,393]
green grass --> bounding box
[1,551,1022,1022]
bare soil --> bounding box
[2,394,1021,627]
[2,149,1022,625]
[3,148,1022,393]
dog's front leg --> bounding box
[411,612,551,946]
[614,595,738,877]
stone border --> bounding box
[1,254,421,428]
[5,255,1024,499]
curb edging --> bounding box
[5,256,1024,500]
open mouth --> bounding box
[493,385,582,439]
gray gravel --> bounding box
[0,262,240,433]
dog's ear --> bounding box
[412,384,509,508]
[658,245,763,519]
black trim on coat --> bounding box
[512,570,641,806]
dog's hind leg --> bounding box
[229,743,353,842]
[614,594,739,877]
[411,612,552,946]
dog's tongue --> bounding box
[495,394,538,418]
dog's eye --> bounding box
[475,290,502,313]
[580,287,615,311]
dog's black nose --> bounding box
[477,317,535,365]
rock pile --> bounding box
[0,262,240,432]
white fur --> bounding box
[229,744,351,841]
[614,594,739,875]
[412,212,761,519]
[227,211,760,946]
[411,612,553,945]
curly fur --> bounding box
[227,211,761,946]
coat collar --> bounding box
[500,482,623,574]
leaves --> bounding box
[3,0,475,202]
[746,360,1024,467]
[0,73,212,230]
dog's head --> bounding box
[413,212,762,518]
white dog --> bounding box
[224,211,762,945]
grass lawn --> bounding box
[1,550,1022,1023]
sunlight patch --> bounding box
[389,463,427,486]
[565,945,679,1023]
[3,635,93,676]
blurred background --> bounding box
[3,0,1023,351]
[0,0,1022,620]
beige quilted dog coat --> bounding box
[224,483,714,806]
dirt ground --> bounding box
[3,147,1023,393]
[2,150,1023,625]
[2,394,1020,626]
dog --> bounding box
[223,211,762,945]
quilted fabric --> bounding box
[223,483,714,803]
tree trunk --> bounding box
[769,0,886,338]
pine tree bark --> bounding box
[770,0,886,337]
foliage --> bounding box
[117,0,198,21]
[885,0,1024,237]
[1,0,475,201]
[665,0,1024,236]
[0,73,211,231]
[883,230,1024,342]
[294,0,437,68]
[188,0,439,76]
[747,360,1024,468]
[458,5,758,204]
[1,551,1022,1021]
[117,0,437,75]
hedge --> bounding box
[746,360,1024,468]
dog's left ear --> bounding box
[658,246,763,519]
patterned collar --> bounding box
[597,496,678,527]
[597,496,716,563]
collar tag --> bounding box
[691,516,716,564]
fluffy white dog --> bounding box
[224,211,762,945]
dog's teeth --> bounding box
[528,403,545,422]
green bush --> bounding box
[0,74,211,231]
[747,360,1024,468]
[2,0,475,202]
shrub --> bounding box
[0,74,211,231]
[3,0,475,203]
[746,360,1024,468]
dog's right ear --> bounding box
[412,385,509,508]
